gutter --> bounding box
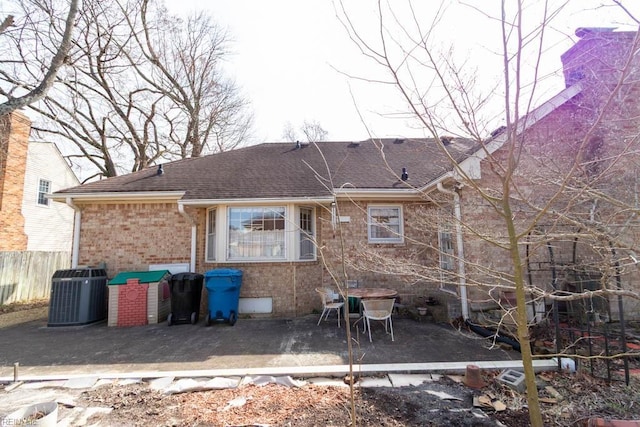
[49,191,186,203]
[178,196,334,207]
[436,182,469,320]
[65,197,81,268]
[333,188,420,200]
[178,203,197,272]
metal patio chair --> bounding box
[315,287,345,327]
[362,298,396,342]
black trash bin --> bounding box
[204,268,243,326]
[167,272,204,326]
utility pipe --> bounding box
[178,204,197,272]
[436,182,469,319]
[65,197,81,268]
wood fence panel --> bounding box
[0,251,71,304]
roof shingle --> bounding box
[54,138,475,200]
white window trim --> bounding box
[367,204,404,244]
[205,204,317,263]
[205,207,216,262]
[37,179,51,207]
[296,205,316,260]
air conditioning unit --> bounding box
[48,268,108,326]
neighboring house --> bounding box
[51,28,640,321]
[0,111,79,252]
[22,140,80,251]
[455,28,640,323]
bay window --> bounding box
[206,208,216,260]
[228,206,286,260]
[205,205,316,262]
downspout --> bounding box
[178,204,197,272]
[437,182,469,320]
[65,197,81,268]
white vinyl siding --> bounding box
[21,142,79,251]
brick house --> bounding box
[51,28,640,321]
[0,111,79,252]
[49,137,471,318]
[456,28,640,323]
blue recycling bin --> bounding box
[204,268,243,326]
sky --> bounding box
[165,1,639,143]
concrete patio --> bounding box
[0,311,527,381]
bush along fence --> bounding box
[0,251,71,304]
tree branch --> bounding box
[0,0,79,115]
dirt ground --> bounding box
[3,300,640,426]
[0,299,49,328]
[76,370,640,426]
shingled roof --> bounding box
[53,138,476,201]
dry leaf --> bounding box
[538,373,553,382]
[478,395,493,407]
[493,400,507,412]
[545,386,563,401]
[447,375,464,384]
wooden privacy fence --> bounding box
[0,251,71,304]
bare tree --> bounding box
[133,1,252,158]
[0,0,79,115]
[281,121,298,142]
[0,15,14,34]
[301,119,328,142]
[282,119,328,143]
[1,0,252,179]
[337,1,640,425]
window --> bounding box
[438,225,457,294]
[37,179,51,206]
[299,207,315,259]
[228,207,286,260]
[205,205,316,263]
[368,205,403,243]
[206,208,216,261]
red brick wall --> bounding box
[199,262,324,318]
[116,280,149,326]
[195,206,325,317]
[561,31,638,88]
[79,202,325,317]
[318,200,443,308]
[77,202,192,275]
[459,100,621,306]
[0,112,30,250]
[459,37,640,320]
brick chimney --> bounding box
[561,28,639,88]
[0,111,31,250]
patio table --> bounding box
[348,288,398,299]
[347,288,398,329]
